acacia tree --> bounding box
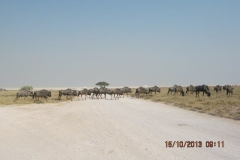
[95,82,109,88]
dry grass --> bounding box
[130,86,240,120]
[1,87,240,120]
[0,90,70,106]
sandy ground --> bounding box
[0,96,239,160]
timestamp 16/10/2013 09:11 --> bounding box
[165,141,224,148]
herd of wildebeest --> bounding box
[15,84,235,101]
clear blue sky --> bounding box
[0,1,239,88]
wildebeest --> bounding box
[135,87,148,98]
[223,85,228,91]
[78,89,89,100]
[58,89,77,100]
[107,89,123,99]
[214,85,222,93]
[186,85,195,95]
[148,86,161,95]
[167,85,178,94]
[119,86,132,97]
[223,85,234,92]
[175,86,185,96]
[16,91,34,100]
[98,87,111,99]
[195,85,211,97]
[34,90,51,100]
[90,87,100,99]
[226,86,234,95]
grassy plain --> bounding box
[130,86,240,120]
[0,90,69,106]
[1,86,240,120]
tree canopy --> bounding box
[95,82,109,88]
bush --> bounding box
[20,86,33,91]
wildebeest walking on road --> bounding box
[58,89,77,101]
[119,87,132,97]
[106,89,122,100]
[78,89,89,100]
[98,87,112,99]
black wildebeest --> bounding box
[58,89,77,100]
[226,86,234,95]
[16,91,34,100]
[135,87,148,98]
[167,85,178,94]
[34,90,51,100]
[195,85,211,97]
[186,85,195,95]
[175,86,185,96]
[213,85,222,93]
[148,86,161,95]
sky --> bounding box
[0,0,239,88]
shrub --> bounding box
[19,86,33,91]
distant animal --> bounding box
[175,86,185,96]
[186,85,195,95]
[16,91,34,100]
[223,85,234,92]
[90,87,100,99]
[98,87,111,99]
[116,88,124,98]
[167,85,178,94]
[135,87,148,98]
[148,86,161,95]
[214,85,222,93]
[223,85,228,91]
[78,89,89,100]
[119,87,132,97]
[107,89,122,99]
[58,89,77,100]
[195,85,211,97]
[226,86,234,95]
[34,90,51,100]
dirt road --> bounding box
[0,96,239,160]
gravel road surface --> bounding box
[0,96,239,160]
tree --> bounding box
[19,86,33,91]
[95,81,109,88]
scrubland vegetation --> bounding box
[0,90,67,105]
[131,86,240,120]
